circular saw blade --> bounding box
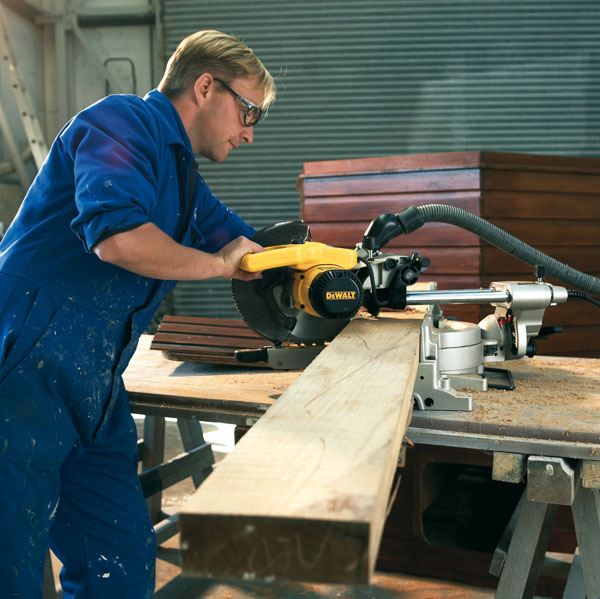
[232,221,350,345]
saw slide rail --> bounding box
[366,204,600,298]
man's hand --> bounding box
[215,236,264,281]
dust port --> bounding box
[421,463,523,552]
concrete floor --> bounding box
[48,417,551,599]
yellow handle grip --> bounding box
[240,242,357,272]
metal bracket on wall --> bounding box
[0,5,49,172]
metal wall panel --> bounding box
[163,0,600,318]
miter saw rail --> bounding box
[232,210,600,411]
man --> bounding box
[0,30,274,598]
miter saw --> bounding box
[231,205,600,411]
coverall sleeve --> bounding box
[64,98,159,253]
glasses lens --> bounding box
[245,106,262,127]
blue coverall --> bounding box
[0,89,255,598]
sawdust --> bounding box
[431,356,600,443]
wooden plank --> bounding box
[151,332,267,350]
[298,152,600,178]
[310,219,598,249]
[485,219,599,246]
[482,246,600,274]
[179,311,423,584]
[483,169,600,194]
[298,151,485,176]
[536,325,600,355]
[300,169,481,197]
[154,322,263,339]
[308,222,480,248]
[481,191,600,220]
[478,152,600,173]
[301,193,482,223]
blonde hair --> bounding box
[158,30,276,109]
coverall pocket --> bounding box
[0,285,66,387]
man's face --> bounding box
[190,76,264,162]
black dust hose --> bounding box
[362,204,600,296]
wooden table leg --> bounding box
[177,417,213,488]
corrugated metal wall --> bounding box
[162,0,600,318]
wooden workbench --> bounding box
[124,335,600,598]
[126,336,600,453]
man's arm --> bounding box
[93,222,262,281]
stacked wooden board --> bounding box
[297,151,600,357]
[150,315,288,366]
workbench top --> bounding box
[409,355,600,459]
[125,335,600,457]
[124,335,292,424]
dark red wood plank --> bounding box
[483,169,600,194]
[155,322,262,339]
[481,191,600,220]
[301,169,481,198]
[301,193,482,223]
[309,222,480,248]
[151,332,267,350]
[160,315,248,328]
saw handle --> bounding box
[240,242,357,272]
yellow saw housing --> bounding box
[240,242,364,319]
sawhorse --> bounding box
[491,454,600,599]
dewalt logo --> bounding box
[326,291,356,300]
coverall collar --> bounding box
[144,89,194,154]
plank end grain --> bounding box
[179,515,370,584]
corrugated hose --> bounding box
[394,204,600,297]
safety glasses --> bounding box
[214,77,263,127]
